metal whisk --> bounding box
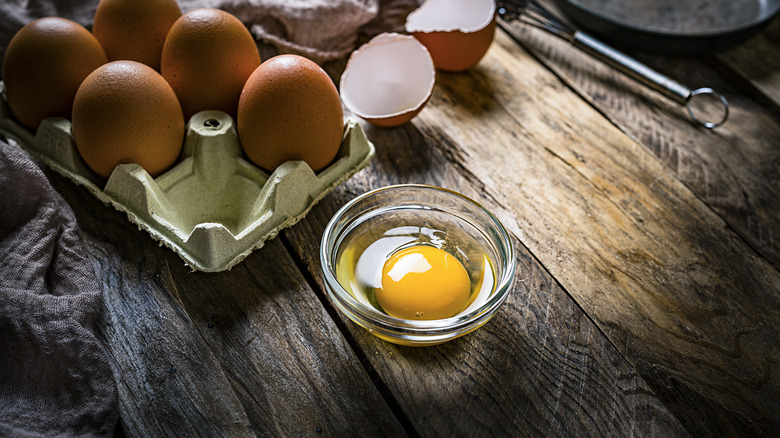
[496,0,729,129]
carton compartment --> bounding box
[0,81,375,272]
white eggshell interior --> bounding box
[340,33,435,119]
[405,0,496,33]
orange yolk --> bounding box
[378,245,471,320]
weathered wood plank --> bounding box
[159,240,406,437]
[717,19,780,108]
[283,118,689,436]
[405,28,780,435]
[48,171,406,437]
[499,8,780,271]
[51,174,253,437]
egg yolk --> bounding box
[378,245,471,320]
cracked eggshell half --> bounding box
[405,0,496,72]
[340,33,435,127]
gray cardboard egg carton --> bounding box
[0,81,374,272]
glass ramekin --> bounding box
[320,184,515,346]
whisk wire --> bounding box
[497,0,574,40]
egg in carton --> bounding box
[0,81,375,272]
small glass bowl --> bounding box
[320,184,515,346]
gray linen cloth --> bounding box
[0,141,118,437]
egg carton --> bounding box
[0,81,375,272]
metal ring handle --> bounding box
[686,88,729,129]
[572,32,730,129]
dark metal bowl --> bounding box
[554,0,780,55]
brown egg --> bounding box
[92,0,182,71]
[72,60,185,179]
[237,55,343,173]
[405,0,496,72]
[2,17,107,130]
[161,8,261,119]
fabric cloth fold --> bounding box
[0,0,421,67]
[177,0,422,63]
[0,141,118,438]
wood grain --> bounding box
[159,241,406,437]
[402,28,780,435]
[56,178,254,437]
[47,171,406,437]
[283,117,688,436]
[717,18,780,108]
[499,8,780,271]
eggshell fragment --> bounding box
[340,33,435,127]
[405,0,496,72]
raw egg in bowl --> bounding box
[320,185,515,346]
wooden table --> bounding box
[33,6,780,437]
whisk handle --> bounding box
[572,31,689,103]
[571,31,728,128]
[572,31,691,105]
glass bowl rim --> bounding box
[319,184,516,334]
